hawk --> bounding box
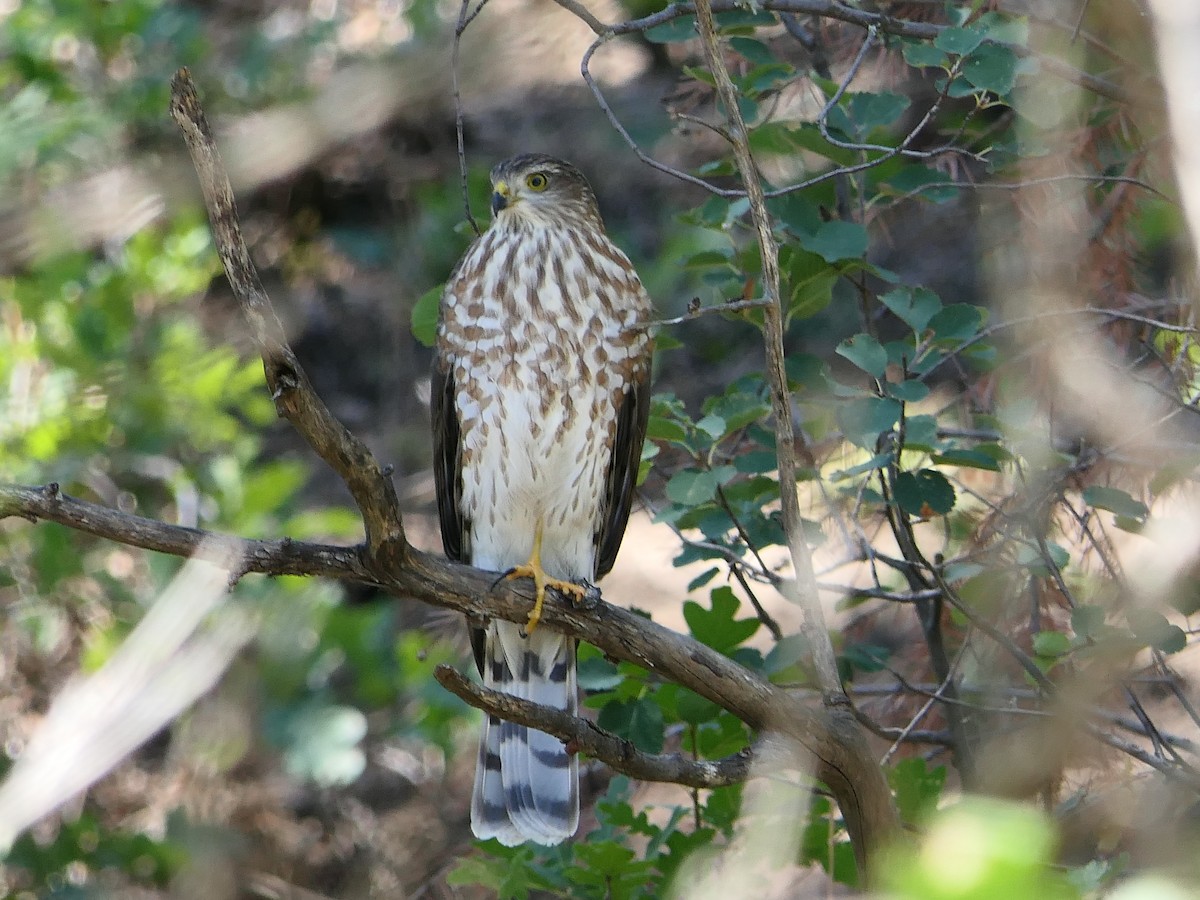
[432,154,653,845]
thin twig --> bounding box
[452,0,489,237]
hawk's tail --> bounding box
[470,620,579,846]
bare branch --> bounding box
[435,666,753,788]
[168,69,407,570]
[0,482,371,582]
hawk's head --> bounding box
[489,154,602,229]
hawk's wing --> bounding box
[595,358,653,579]
[431,352,468,565]
[432,352,488,676]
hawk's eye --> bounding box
[525,172,549,191]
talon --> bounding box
[501,519,588,634]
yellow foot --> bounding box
[504,563,588,634]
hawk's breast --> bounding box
[438,224,651,580]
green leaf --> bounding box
[276,703,367,786]
[644,16,696,43]
[1072,605,1106,639]
[769,192,823,234]
[902,40,948,69]
[1032,630,1070,658]
[1082,485,1149,522]
[932,447,1002,471]
[729,36,776,66]
[887,379,930,402]
[881,165,959,204]
[799,219,869,263]
[879,286,942,334]
[647,414,690,446]
[846,91,911,133]
[577,655,622,691]
[665,466,736,506]
[934,26,984,56]
[411,284,441,347]
[894,469,956,516]
[695,413,726,441]
[837,397,902,449]
[904,414,940,450]
[927,303,984,344]
[683,586,760,654]
[963,42,1019,96]
[784,246,838,319]
[836,333,888,377]
[676,689,722,726]
[1128,609,1187,654]
[889,758,946,823]
[828,451,894,481]
[598,697,665,753]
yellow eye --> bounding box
[525,172,549,191]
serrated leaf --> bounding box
[894,469,956,516]
[837,333,888,377]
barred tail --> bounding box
[470,620,579,846]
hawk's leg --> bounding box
[503,518,589,634]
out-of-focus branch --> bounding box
[435,666,753,788]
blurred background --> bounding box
[2,0,1199,897]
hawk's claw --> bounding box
[577,580,601,610]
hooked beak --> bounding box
[491,180,510,215]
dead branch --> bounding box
[435,666,754,789]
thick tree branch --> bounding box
[435,666,753,788]
[168,69,406,570]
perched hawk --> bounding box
[432,154,653,845]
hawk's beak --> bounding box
[491,181,510,215]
